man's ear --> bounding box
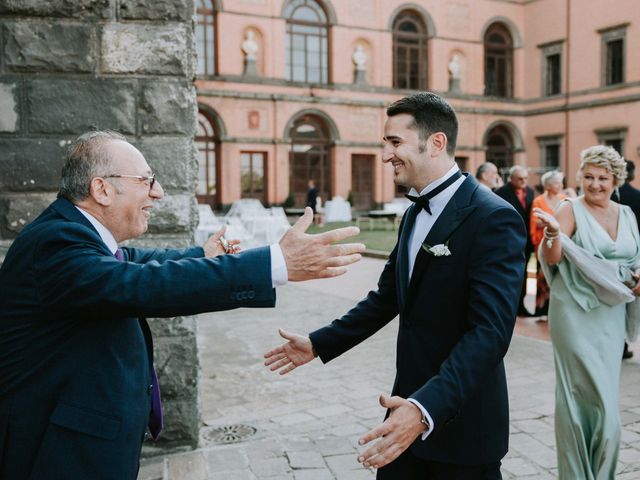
[430,132,448,157]
[89,177,113,206]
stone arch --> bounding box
[197,103,227,139]
[480,16,522,48]
[387,3,437,38]
[280,0,338,25]
[483,120,525,152]
[283,108,340,142]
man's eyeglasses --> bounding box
[105,174,157,190]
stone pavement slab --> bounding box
[140,258,640,479]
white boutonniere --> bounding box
[421,241,451,257]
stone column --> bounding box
[0,0,201,451]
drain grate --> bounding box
[205,424,257,444]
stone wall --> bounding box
[0,0,202,451]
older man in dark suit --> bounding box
[0,131,364,480]
[495,165,535,316]
[265,93,526,479]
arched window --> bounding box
[393,10,428,90]
[196,111,219,208]
[289,115,332,206]
[484,23,513,97]
[196,0,216,76]
[284,0,329,83]
[485,126,514,175]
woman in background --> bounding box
[535,146,640,479]
[530,171,566,318]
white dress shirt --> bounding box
[75,206,288,287]
[404,164,466,440]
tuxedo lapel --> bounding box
[397,205,419,312]
[405,176,478,307]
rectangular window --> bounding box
[538,136,562,171]
[538,40,563,97]
[596,128,627,157]
[546,54,561,95]
[600,25,627,86]
[606,39,624,85]
[240,152,266,201]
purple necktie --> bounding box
[114,248,164,440]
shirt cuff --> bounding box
[270,244,288,287]
[407,398,435,440]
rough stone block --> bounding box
[149,316,197,338]
[0,82,18,132]
[119,0,193,21]
[139,81,196,135]
[102,24,191,76]
[154,335,199,399]
[27,79,136,134]
[0,0,113,18]
[4,22,95,73]
[148,194,196,234]
[0,193,56,237]
[156,398,200,446]
[137,137,197,191]
[0,138,69,191]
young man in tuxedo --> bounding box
[265,92,526,479]
[0,131,364,479]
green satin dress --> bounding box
[548,198,640,479]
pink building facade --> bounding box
[195,0,640,210]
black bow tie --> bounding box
[405,170,463,215]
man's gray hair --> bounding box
[540,170,564,188]
[59,130,127,203]
[508,165,527,178]
[475,162,496,180]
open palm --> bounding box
[264,329,315,375]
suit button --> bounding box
[147,384,153,395]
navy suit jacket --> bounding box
[310,175,526,465]
[617,182,640,223]
[0,197,275,479]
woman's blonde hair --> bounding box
[579,145,626,186]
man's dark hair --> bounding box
[386,92,458,156]
[626,159,635,182]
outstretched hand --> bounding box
[532,207,560,233]
[203,225,241,257]
[264,328,316,375]
[357,394,426,470]
[279,207,365,281]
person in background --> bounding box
[612,159,640,359]
[306,179,323,225]
[475,161,502,191]
[530,171,566,319]
[495,165,535,316]
[534,145,640,479]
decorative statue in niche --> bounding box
[352,44,367,85]
[448,53,461,92]
[242,30,258,76]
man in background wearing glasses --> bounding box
[0,131,365,479]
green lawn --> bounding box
[306,221,398,254]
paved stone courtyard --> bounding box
[139,258,640,479]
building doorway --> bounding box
[351,154,374,210]
[289,115,332,208]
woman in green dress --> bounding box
[534,145,640,479]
